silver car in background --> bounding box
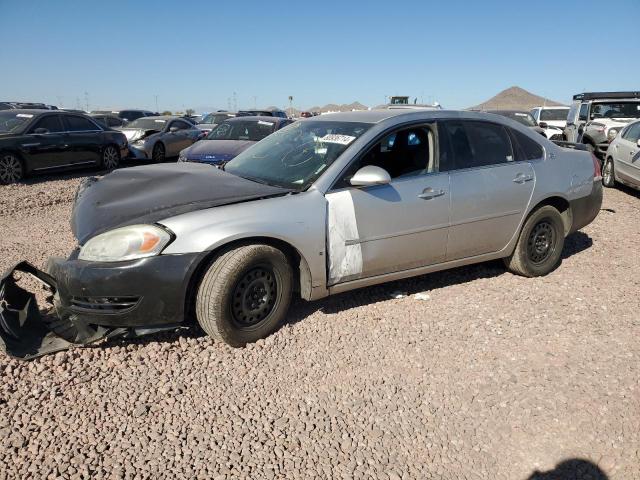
[603,120,640,189]
[0,109,603,358]
[117,116,203,162]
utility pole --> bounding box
[84,91,89,112]
[288,96,293,117]
[233,92,237,112]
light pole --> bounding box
[288,96,293,117]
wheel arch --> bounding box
[528,195,572,235]
[183,235,314,323]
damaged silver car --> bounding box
[117,116,203,162]
[0,110,603,359]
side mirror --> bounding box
[169,126,179,133]
[538,121,548,129]
[33,128,49,134]
[349,165,391,187]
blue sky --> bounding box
[1,0,638,112]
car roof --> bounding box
[484,109,530,115]
[224,115,283,123]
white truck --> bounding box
[564,91,640,159]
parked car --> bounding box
[90,113,126,128]
[196,112,237,135]
[564,91,640,158]
[485,110,563,140]
[91,109,157,123]
[0,109,603,358]
[300,111,313,118]
[530,106,570,130]
[116,116,203,162]
[0,109,127,184]
[179,116,291,165]
[603,120,640,190]
[237,108,288,119]
[0,102,57,110]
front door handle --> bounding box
[419,187,446,200]
[513,173,534,184]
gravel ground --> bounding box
[1,171,639,479]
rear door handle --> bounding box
[419,187,446,200]
[513,173,534,184]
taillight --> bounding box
[591,153,602,181]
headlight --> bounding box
[78,225,172,262]
[607,128,619,141]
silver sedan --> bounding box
[603,120,640,189]
[0,109,603,358]
[117,116,203,162]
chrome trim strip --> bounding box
[32,160,95,171]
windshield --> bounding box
[200,113,234,125]
[540,108,569,121]
[0,111,34,133]
[591,102,640,120]
[225,120,372,190]
[126,118,167,130]
[207,119,277,141]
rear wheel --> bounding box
[152,142,165,163]
[504,205,565,277]
[101,144,120,170]
[602,158,616,187]
[0,153,24,184]
[196,244,293,347]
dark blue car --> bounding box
[178,116,292,165]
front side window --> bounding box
[334,125,435,188]
[225,120,371,190]
[31,115,65,133]
[443,121,513,170]
[65,115,98,131]
[107,117,123,127]
[622,122,640,142]
[170,120,191,131]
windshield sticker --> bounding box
[154,119,166,123]
[319,134,356,145]
[16,114,34,118]
[258,121,274,126]
[515,113,527,116]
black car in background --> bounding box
[0,110,128,184]
[90,113,126,128]
[91,109,157,123]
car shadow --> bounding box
[526,458,608,480]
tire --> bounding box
[152,142,165,163]
[196,244,293,347]
[504,205,565,277]
[602,157,616,188]
[0,152,24,184]
[101,144,120,170]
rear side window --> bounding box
[170,120,191,130]
[442,120,513,170]
[65,116,99,131]
[622,123,640,141]
[30,115,64,133]
[508,128,544,161]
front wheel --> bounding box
[152,142,165,163]
[0,153,24,184]
[504,206,565,277]
[196,244,293,347]
[602,158,616,187]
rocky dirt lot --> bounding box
[0,170,639,480]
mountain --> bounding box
[468,86,565,111]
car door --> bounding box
[325,124,450,284]
[442,120,536,260]
[20,114,67,170]
[165,120,194,156]
[564,103,581,143]
[615,123,640,184]
[61,115,103,165]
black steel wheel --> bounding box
[152,142,165,162]
[196,244,293,347]
[0,153,24,184]
[504,205,565,277]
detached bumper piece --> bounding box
[0,262,127,360]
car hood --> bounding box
[71,162,291,244]
[594,118,637,128]
[182,139,256,162]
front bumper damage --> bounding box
[0,259,189,360]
